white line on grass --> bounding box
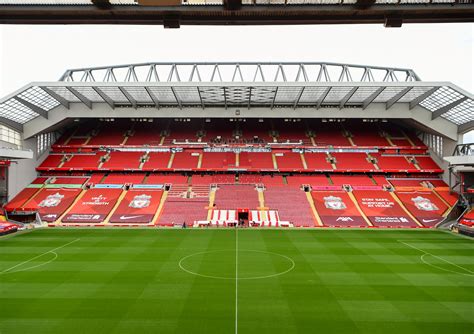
[399,240,474,277]
[235,228,238,334]
[0,238,80,275]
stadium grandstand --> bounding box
[0,0,473,27]
[0,61,472,234]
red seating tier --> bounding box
[332,153,375,172]
[172,152,200,169]
[274,152,303,170]
[101,152,143,170]
[264,186,315,227]
[214,185,259,210]
[142,152,171,170]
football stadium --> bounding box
[0,60,472,333]
[0,2,473,333]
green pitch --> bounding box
[0,229,473,334]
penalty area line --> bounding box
[399,240,474,276]
[0,238,80,274]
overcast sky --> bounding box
[0,23,472,141]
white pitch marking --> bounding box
[235,228,238,334]
[399,240,474,276]
[0,238,80,274]
[178,249,295,280]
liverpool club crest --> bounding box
[129,194,151,209]
[411,196,438,211]
[39,192,64,208]
[324,196,346,210]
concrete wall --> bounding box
[7,137,48,200]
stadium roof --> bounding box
[0,62,472,138]
[0,1,472,26]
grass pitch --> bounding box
[0,229,473,334]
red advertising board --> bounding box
[109,190,163,224]
[395,191,447,227]
[311,191,366,227]
[63,188,122,223]
[352,190,418,227]
[28,188,82,222]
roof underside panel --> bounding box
[0,83,472,131]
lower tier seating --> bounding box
[214,185,260,210]
[264,186,315,227]
[158,198,208,227]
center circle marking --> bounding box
[178,249,295,280]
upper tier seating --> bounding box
[61,153,106,170]
[304,153,332,170]
[274,152,304,170]
[38,155,64,169]
[126,122,165,146]
[264,186,315,227]
[332,153,375,172]
[171,152,200,169]
[87,125,129,146]
[314,126,351,146]
[214,185,259,210]
[201,152,236,170]
[372,154,416,172]
[415,156,442,171]
[350,128,391,147]
[240,152,275,170]
[142,152,172,170]
[101,152,143,170]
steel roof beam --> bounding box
[386,86,412,109]
[144,86,160,109]
[66,87,92,109]
[13,96,48,119]
[432,96,468,119]
[118,87,137,108]
[170,87,182,109]
[92,86,115,109]
[409,86,439,110]
[339,87,358,109]
[362,86,384,110]
[293,87,305,109]
[458,120,474,134]
[40,86,70,109]
[0,117,23,132]
[316,87,331,109]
